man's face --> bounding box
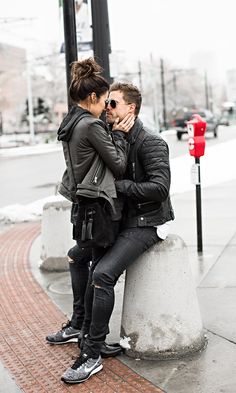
[106,90,133,125]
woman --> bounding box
[58,58,134,383]
[58,58,133,209]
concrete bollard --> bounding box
[120,234,206,360]
[40,198,75,271]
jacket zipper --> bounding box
[137,201,156,209]
[92,162,102,184]
[132,162,136,181]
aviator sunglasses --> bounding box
[105,99,130,109]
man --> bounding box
[61,82,174,384]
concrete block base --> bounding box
[121,234,207,360]
[40,198,75,272]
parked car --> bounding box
[172,109,219,140]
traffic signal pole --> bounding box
[91,0,112,83]
[62,0,77,108]
[62,0,112,107]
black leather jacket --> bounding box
[115,118,174,227]
[57,106,129,203]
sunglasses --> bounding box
[105,99,130,109]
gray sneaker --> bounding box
[46,321,80,344]
[61,353,103,384]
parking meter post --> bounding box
[187,114,206,254]
[195,157,203,253]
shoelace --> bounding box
[71,354,88,370]
[60,320,71,332]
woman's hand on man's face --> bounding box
[112,114,135,133]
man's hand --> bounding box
[112,114,135,133]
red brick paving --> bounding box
[0,222,164,393]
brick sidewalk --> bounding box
[0,222,164,393]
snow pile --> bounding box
[0,195,66,224]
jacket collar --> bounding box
[127,117,144,145]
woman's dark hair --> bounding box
[69,58,109,103]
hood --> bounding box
[57,105,91,142]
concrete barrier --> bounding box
[120,234,206,360]
[40,198,75,271]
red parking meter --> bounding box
[187,114,207,158]
[186,114,207,254]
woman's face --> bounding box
[91,91,109,118]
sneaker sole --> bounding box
[46,337,78,345]
[61,364,103,384]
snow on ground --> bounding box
[0,142,62,158]
[170,137,236,194]
[1,136,236,223]
[0,195,65,223]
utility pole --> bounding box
[62,0,78,108]
[91,0,112,83]
[204,70,209,110]
[173,71,177,108]
[160,58,167,130]
[150,53,158,129]
[26,51,35,144]
[138,60,143,91]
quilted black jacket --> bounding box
[115,118,174,227]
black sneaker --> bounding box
[46,321,80,344]
[61,353,103,384]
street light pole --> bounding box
[62,0,78,108]
[138,60,143,91]
[26,51,35,144]
[160,58,167,130]
[90,0,112,83]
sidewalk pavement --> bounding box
[1,178,236,392]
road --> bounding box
[0,124,235,208]
[0,150,65,208]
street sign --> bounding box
[191,163,200,185]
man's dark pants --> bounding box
[82,227,160,357]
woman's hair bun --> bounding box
[71,58,103,79]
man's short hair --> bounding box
[109,83,142,115]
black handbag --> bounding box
[73,197,117,248]
[65,115,119,248]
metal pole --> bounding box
[160,58,167,130]
[195,157,203,253]
[173,71,177,108]
[62,0,78,108]
[150,53,158,129]
[90,0,112,83]
[26,51,35,144]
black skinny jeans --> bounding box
[67,244,91,329]
[82,227,160,358]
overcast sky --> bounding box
[0,0,235,79]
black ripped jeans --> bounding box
[82,227,160,358]
[67,244,91,329]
